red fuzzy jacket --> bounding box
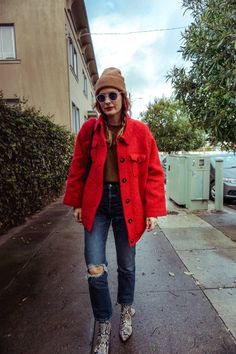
[63,115,166,246]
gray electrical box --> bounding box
[166,154,210,210]
[166,155,187,205]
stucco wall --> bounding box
[0,0,71,129]
[65,12,96,130]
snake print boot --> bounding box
[93,321,111,354]
[119,305,135,342]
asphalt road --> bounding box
[0,199,236,353]
[226,199,236,210]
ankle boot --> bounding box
[119,304,135,342]
[93,320,111,354]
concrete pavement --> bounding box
[0,197,235,354]
[160,199,236,342]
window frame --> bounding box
[83,70,88,96]
[69,37,78,78]
[72,102,80,133]
[4,98,20,105]
[0,24,16,60]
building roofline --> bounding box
[67,0,99,86]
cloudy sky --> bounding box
[84,0,192,118]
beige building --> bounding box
[0,0,98,132]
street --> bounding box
[0,198,236,354]
[226,199,236,211]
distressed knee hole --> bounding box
[88,265,104,277]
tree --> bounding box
[168,0,236,149]
[141,97,205,153]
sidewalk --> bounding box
[0,198,235,354]
[160,199,236,342]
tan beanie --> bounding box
[95,67,126,95]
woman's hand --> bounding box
[146,217,158,232]
[73,208,82,223]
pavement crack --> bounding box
[168,290,180,297]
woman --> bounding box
[64,67,166,354]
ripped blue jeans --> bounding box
[84,183,136,322]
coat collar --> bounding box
[94,114,133,145]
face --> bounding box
[96,88,123,118]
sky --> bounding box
[84,0,192,118]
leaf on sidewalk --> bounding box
[20,236,30,244]
[184,271,194,276]
[169,272,175,277]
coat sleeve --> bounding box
[145,133,167,217]
[63,119,95,208]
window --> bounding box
[72,102,80,132]
[69,39,73,67]
[0,24,16,60]
[4,98,19,105]
[73,48,78,76]
[83,70,87,96]
[69,38,78,77]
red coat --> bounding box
[63,115,166,246]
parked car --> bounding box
[160,155,167,182]
[209,153,236,200]
[158,153,166,164]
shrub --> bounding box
[0,96,74,234]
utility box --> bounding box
[166,155,187,205]
[166,154,210,210]
[185,156,210,210]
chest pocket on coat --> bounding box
[129,153,147,177]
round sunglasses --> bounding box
[96,91,120,103]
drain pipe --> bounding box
[215,158,224,211]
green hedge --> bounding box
[0,96,74,234]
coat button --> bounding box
[122,178,127,183]
[120,157,125,163]
[130,239,134,243]
[126,198,130,203]
[119,137,124,143]
[128,218,133,224]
